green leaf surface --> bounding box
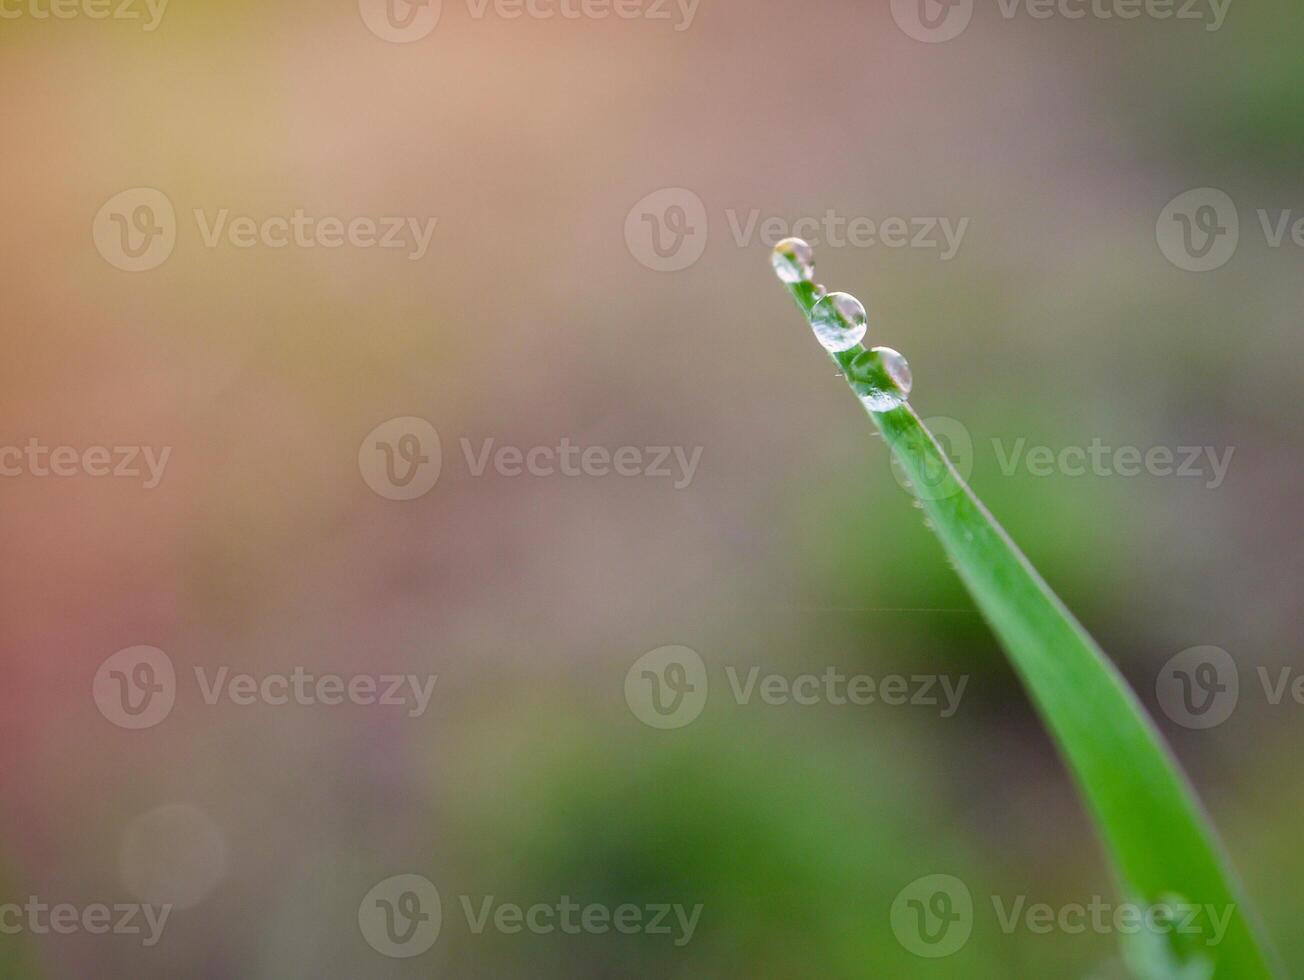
[782,276,1278,979]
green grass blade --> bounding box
[780,274,1278,979]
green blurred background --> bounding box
[1,0,1301,976]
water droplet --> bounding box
[812,283,827,301]
[847,345,912,411]
[771,237,815,283]
[119,804,229,910]
[810,292,867,352]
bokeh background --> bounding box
[2,0,1302,976]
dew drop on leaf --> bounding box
[848,345,911,411]
[810,291,868,352]
[770,237,815,284]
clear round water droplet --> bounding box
[771,237,815,284]
[810,292,868,352]
[812,283,827,301]
[848,345,912,411]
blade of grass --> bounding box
[781,274,1277,978]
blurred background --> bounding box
[1,0,1302,975]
